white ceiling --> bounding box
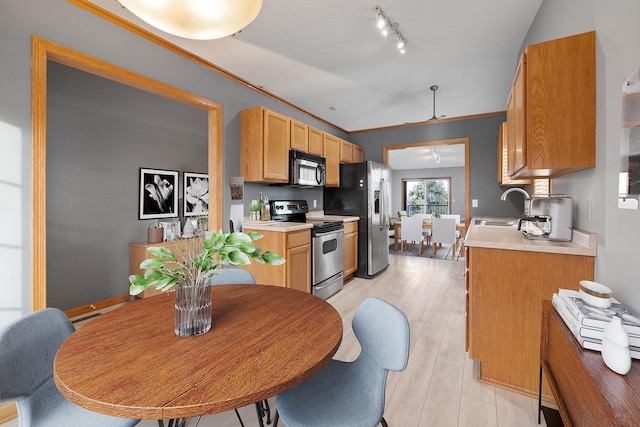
[89,0,542,132]
[388,144,465,170]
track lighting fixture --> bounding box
[375,5,408,54]
[432,148,441,163]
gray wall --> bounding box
[2,0,640,322]
[46,62,208,310]
[352,115,525,219]
[390,167,466,218]
[518,0,640,313]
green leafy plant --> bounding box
[129,230,285,295]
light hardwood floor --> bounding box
[2,254,546,427]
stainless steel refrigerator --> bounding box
[324,161,391,278]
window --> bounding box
[402,178,451,215]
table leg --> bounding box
[394,223,399,251]
[538,365,542,424]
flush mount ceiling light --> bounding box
[116,0,263,40]
[375,5,407,54]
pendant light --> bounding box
[117,0,263,40]
[430,85,439,120]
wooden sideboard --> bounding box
[540,300,640,426]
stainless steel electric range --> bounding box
[270,200,344,299]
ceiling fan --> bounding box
[429,85,446,120]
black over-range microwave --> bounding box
[289,150,326,187]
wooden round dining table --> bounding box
[53,284,343,421]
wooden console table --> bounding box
[540,300,640,426]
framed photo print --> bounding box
[139,168,179,220]
[183,172,209,217]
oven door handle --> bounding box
[314,229,343,238]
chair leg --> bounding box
[235,408,245,427]
[381,417,389,427]
[273,410,279,427]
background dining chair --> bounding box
[273,297,410,427]
[0,308,140,427]
[430,217,457,259]
[414,213,432,246]
[209,267,256,286]
[400,215,425,255]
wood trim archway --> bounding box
[31,36,223,311]
[382,138,470,228]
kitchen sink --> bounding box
[474,219,517,227]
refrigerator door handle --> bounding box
[379,178,386,230]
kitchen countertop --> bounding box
[464,216,597,256]
[242,220,313,233]
[306,213,359,223]
[242,213,359,233]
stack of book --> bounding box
[552,288,640,359]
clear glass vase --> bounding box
[174,281,212,337]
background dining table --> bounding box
[53,284,343,422]
[393,218,466,252]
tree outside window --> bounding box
[403,178,450,215]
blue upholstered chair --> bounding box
[274,297,410,427]
[201,267,269,427]
[0,307,139,427]
[209,267,256,286]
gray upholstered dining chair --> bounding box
[209,267,256,286]
[0,307,140,427]
[273,297,410,427]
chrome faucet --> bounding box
[500,187,530,201]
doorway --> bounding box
[383,138,469,227]
[31,37,223,311]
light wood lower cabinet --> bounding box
[467,247,594,400]
[343,221,358,279]
[241,228,311,293]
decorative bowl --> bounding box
[579,280,612,309]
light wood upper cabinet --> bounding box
[308,126,324,156]
[240,106,290,183]
[506,31,596,179]
[323,133,340,187]
[290,118,308,152]
[353,144,364,163]
[340,139,353,163]
[498,122,532,185]
[510,53,527,177]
